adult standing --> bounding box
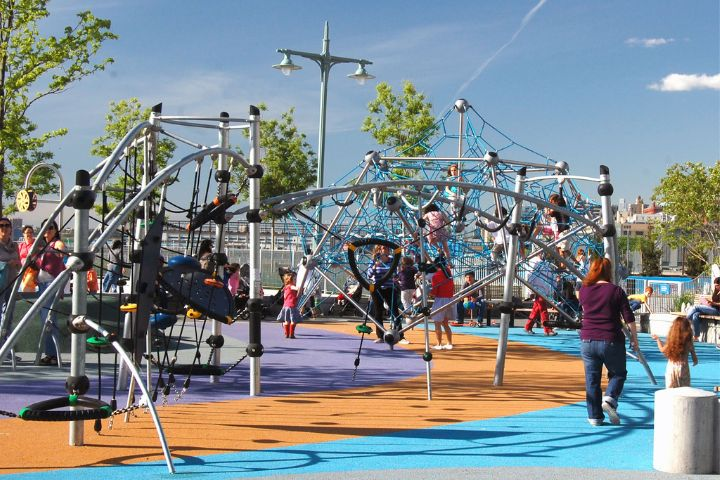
[0,217,21,356]
[18,225,37,292]
[36,220,66,365]
[578,257,638,426]
[685,277,720,341]
[102,239,123,293]
[18,225,35,265]
[367,244,402,344]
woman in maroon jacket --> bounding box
[578,257,638,426]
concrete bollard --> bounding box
[716,398,720,474]
[653,387,717,474]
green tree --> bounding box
[652,161,720,275]
[90,98,176,213]
[0,1,116,212]
[234,104,316,206]
[232,104,316,256]
[362,80,437,159]
[685,250,707,277]
[617,235,643,271]
[639,230,662,276]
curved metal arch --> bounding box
[91,121,153,188]
[89,147,250,251]
[231,179,605,234]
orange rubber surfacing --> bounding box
[0,323,586,473]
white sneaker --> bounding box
[587,418,603,426]
[398,338,410,345]
[602,401,621,425]
[443,344,453,350]
[432,345,443,350]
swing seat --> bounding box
[120,303,137,312]
[18,396,112,422]
[86,336,112,350]
[356,324,373,334]
[150,313,178,330]
[168,255,201,273]
[169,364,225,376]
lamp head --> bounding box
[348,63,375,85]
[273,53,302,76]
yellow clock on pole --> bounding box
[16,188,38,212]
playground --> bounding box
[0,99,718,478]
[1,320,718,478]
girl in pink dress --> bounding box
[277,271,303,339]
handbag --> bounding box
[20,267,38,292]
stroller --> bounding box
[328,278,363,317]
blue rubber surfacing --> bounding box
[4,327,719,479]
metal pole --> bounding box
[598,165,617,279]
[314,24,331,242]
[493,167,526,386]
[211,112,230,384]
[248,106,263,396]
[69,170,93,445]
[81,317,175,473]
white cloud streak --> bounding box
[625,37,675,48]
[448,0,548,104]
[648,73,720,91]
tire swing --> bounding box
[17,375,112,424]
[346,238,402,377]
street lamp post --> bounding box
[274,21,374,243]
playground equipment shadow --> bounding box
[0,319,718,479]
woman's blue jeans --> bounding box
[686,305,720,338]
[102,270,120,293]
[580,339,627,420]
[37,281,59,356]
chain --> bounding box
[111,403,142,417]
[0,410,18,418]
[222,354,247,375]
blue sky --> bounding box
[27,0,719,217]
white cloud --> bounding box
[625,37,675,48]
[648,73,720,91]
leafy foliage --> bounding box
[90,98,176,213]
[0,0,117,212]
[233,104,316,216]
[362,81,437,158]
[652,161,720,274]
[639,230,662,276]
